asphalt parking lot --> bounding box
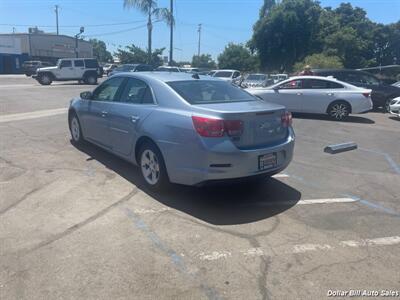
[1,75,399,300]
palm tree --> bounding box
[123,0,173,64]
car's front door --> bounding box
[268,79,304,112]
[108,77,155,157]
[80,77,126,148]
[57,60,74,79]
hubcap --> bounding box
[330,104,348,119]
[42,75,50,84]
[141,149,160,185]
[71,117,80,141]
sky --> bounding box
[1,0,399,62]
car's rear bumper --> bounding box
[161,128,295,186]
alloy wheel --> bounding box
[330,103,349,120]
[70,117,80,142]
[141,149,160,185]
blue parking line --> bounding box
[359,147,400,175]
[122,207,221,300]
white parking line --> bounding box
[0,108,67,123]
[272,173,290,178]
[195,236,400,261]
[249,198,358,207]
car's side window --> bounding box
[119,78,154,104]
[233,72,240,78]
[328,82,344,89]
[60,60,72,68]
[74,60,84,67]
[279,80,303,89]
[91,77,125,102]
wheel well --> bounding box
[68,108,77,129]
[134,136,158,164]
[83,71,97,78]
[327,100,352,114]
[38,72,55,80]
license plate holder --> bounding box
[258,153,277,171]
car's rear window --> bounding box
[214,71,233,78]
[167,80,256,104]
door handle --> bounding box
[296,92,303,96]
[327,93,334,96]
[101,111,108,117]
[130,116,140,123]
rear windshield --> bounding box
[167,80,256,104]
[214,71,233,78]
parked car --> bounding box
[68,72,295,190]
[241,73,269,88]
[180,67,200,73]
[247,76,372,121]
[156,66,181,72]
[103,63,118,76]
[33,58,102,85]
[22,60,53,76]
[109,64,153,77]
[392,81,400,88]
[212,69,241,83]
[270,74,288,84]
[389,96,400,118]
[313,69,400,112]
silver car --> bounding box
[68,72,295,190]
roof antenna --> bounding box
[192,73,200,79]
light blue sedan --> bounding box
[68,72,295,190]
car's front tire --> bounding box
[328,101,350,121]
[38,73,52,85]
[69,112,84,144]
[139,142,170,191]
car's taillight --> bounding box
[192,116,244,137]
[362,92,370,98]
[224,120,243,137]
[192,116,224,137]
[281,111,292,127]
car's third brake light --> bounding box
[281,111,292,127]
[192,116,224,137]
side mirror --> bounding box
[80,91,92,100]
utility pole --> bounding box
[169,0,173,66]
[197,23,202,57]
[55,5,59,35]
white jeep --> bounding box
[34,58,102,85]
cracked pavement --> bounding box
[0,75,399,299]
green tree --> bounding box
[89,39,113,62]
[115,44,165,67]
[123,0,173,63]
[293,53,343,72]
[191,54,216,69]
[250,0,322,71]
[218,43,258,71]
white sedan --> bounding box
[389,96,400,117]
[247,76,373,120]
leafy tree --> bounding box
[218,43,258,71]
[115,44,165,67]
[191,54,216,69]
[293,53,343,72]
[89,39,113,62]
[250,0,322,71]
[123,0,173,63]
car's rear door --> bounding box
[301,79,344,113]
[108,77,155,157]
[73,59,85,79]
[80,77,126,148]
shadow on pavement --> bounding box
[72,141,301,225]
[293,113,375,124]
[388,116,400,122]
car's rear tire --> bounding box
[138,142,170,191]
[38,74,52,85]
[69,113,84,144]
[84,74,97,85]
[328,101,350,121]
